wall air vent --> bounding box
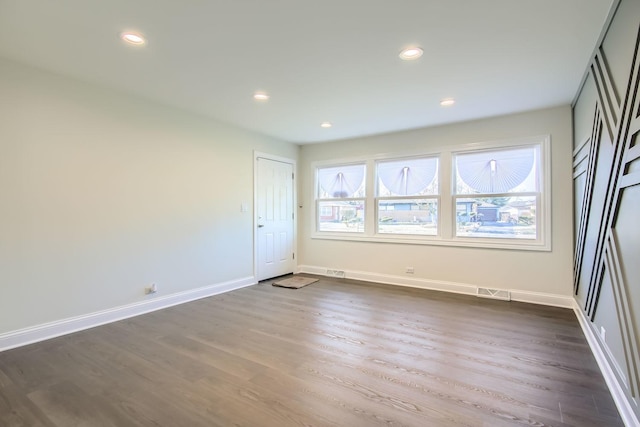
[477,287,511,301]
[326,269,346,278]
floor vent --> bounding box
[326,269,346,278]
[477,287,511,301]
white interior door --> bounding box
[256,156,295,281]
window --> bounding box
[376,157,439,235]
[316,163,366,233]
[312,135,549,250]
[454,145,540,240]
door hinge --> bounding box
[292,172,294,180]
[293,253,295,260]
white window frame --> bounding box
[315,162,367,234]
[375,155,440,237]
[311,135,551,251]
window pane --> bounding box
[318,200,365,232]
[318,164,365,198]
[378,199,437,235]
[455,146,538,194]
[455,196,537,239]
[377,157,438,196]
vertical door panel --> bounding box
[257,157,294,280]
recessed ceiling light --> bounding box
[253,92,270,101]
[121,32,146,45]
[440,98,455,106]
[399,47,423,60]
[320,122,332,128]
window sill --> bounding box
[310,232,551,251]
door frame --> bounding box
[253,151,297,281]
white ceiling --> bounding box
[0,0,613,144]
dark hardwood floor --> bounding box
[0,276,624,426]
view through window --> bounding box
[454,145,539,240]
[316,163,366,233]
[313,136,549,250]
[376,157,439,235]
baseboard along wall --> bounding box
[0,276,256,352]
[573,302,640,427]
[296,264,574,308]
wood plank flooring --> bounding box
[0,276,624,426]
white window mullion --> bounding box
[439,150,453,239]
[365,159,376,236]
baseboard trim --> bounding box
[0,276,256,352]
[296,265,573,308]
[298,264,476,295]
[573,301,639,427]
[509,290,574,308]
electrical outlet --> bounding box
[406,267,414,274]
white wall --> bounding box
[0,58,297,335]
[0,55,574,339]
[298,106,574,300]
